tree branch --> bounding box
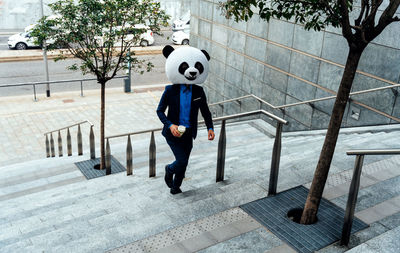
[370,0,400,40]
[355,0,367,26]
[338,0,354,41]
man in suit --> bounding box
[157,83,215,194]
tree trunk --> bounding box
[300,47,364,224]
[100,81,106,171]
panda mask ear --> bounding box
[163,45,175,58]
[201,50,210,61]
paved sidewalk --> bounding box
[0,46,168,62]
[0,85,166,167]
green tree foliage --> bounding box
[32,0,169,171]
[220,0,400,224]
[32,0,169,81]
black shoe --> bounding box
[164,165,173,188]
[170,188,182,195]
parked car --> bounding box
[8,24,37,50]
[172,30,190,45]
[97,24,154,47]
[172,12,190,32]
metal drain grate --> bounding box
[75,156,126,180]
[240,186,368,253]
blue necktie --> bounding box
[183,85,190,93]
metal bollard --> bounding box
[216,120,226,182]
[149,131,156,177]
[58,130,63,157]
[45,134,50,157]
[106,138,111,175]
[268,122,283,196]
[126,135,133,176]
[67,128,72,156]
[89,126,95,159]
[50,133,55,157]
[77,125,83,155]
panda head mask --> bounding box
[163,45,210,85]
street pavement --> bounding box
[0,85,166,167]
[0,54,169,96]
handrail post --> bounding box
[33,84,38,102]
[80,80,84,97]
[106,138,111,175]
[67,128,72,156]
[50,133,55,157]
[216,120,226,182]
[77,125,83,155]
[45,134,50,157]
[149,131,156,177]
[57,130,63,157]
[341,154,364,246]
[89,126,95,159]
[268,122,283,196]
[126,135,133,175]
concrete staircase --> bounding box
[1,119,400,252]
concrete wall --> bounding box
[190,0,400,131]
[0,0,190,30]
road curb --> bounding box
[0,46,174,63]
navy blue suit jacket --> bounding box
[157,84,214,140]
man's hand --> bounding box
[169,124,181,137]
[208,129,215,141]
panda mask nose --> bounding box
[184,67,199,81]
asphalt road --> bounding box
[0,36,8,50]
[0,31,174,97]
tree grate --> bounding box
[240,186,368,253]
[75,156,126,180]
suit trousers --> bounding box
[166,130,193,189]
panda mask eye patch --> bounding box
[195,62,204,74]
[178,62,189,75]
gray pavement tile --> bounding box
[153,243,189,253]
[198,227,282,253]
[266,244,297,253]
[180,232,218,252]
[378,211,400,230]
[208,224,242,242]
[346,226,400,253]
[332,175,400,212]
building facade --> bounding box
[0,0,190,30]
[190,0,400,131]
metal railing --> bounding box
[208,81,400,123]
[0,75,129,101]
[340,149,400,246]
[105,109,288,195]
[44,120,95,159]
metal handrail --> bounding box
[0,76,128,88]
[104,109,287,195]
[44,120,95,159]
[106,109,287,140]
[1,75,128,101]
[44,120,94,135]
[341,148,400,246]
[346,149,400,155]
[208,82,400,122]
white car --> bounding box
[172,30,190,45]
[97,24,154,47]
[172,12,190,32]
[8,24,37,50]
